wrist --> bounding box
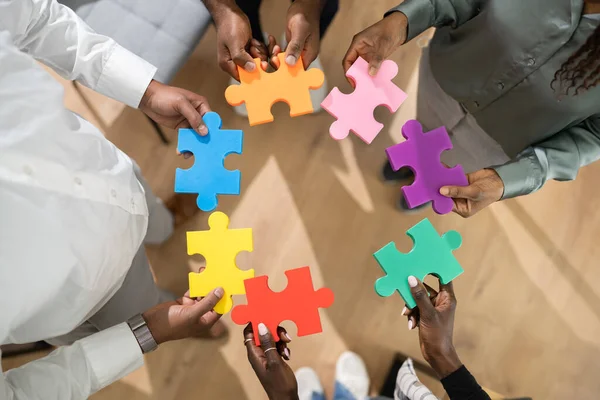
[385,11,409,46]
[139,79,159,111]
[268,392,299,400]
[142,302,177,345]
[425,346,462,379]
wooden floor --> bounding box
[4,1,600,399]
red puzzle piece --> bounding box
[231,266,334,345]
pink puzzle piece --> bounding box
[386,120,468,215]
[321,57,407,144]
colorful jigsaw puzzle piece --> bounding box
[231,266,334,346]
[373,218,463,309]
[174,111,242,212]
[321,57,407,144]
[187,211,254,314]
[385,120,468,215]
[225,53,325,126]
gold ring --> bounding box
[264,347,277,354]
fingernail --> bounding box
[286,55,297,65]
[284,332,292,341]
[368,67,378,76]
[197,124,207,135]
[258,322,268,336]
[440,187,450,196]
[214,287,224,298]
[244,61,255,71]
[408,319,413,330]
[284,348,291,360]
[401,306,408,316]
[408,276,418,288]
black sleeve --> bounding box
[440,365,491,400]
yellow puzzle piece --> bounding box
[187,211,254,314]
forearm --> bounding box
[387,0,483,42]
[1,323,143,399]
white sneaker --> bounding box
[295,367,325,400]
[279,34,328,113]
[334,351,370,400]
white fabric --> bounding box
[0,0,158,398]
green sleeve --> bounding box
[492,115,600,199]
[386,0,484,41]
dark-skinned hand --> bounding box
[244,323,298,400]
[440,168,505,218]
[403,276,463,378]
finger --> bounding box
[188,287,224,319]
[439,185,481,201]
[231,47,257,72]
[276,340,291,360]
[267,35,278,55]
[244,324,265,369]
[174,98,206,135]
[277,326,292,343]
[408,314,418,330]
[408,276,436,320]
[301,37,319,69]
[342,42,360,74]
[257,322,282,367]
[199,310,222,328]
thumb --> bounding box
[408,276,435,320]
[187,287,224,319]
[368,54,384,76]
[440,184,481,201]
[231,47,257,72]
[285,29,308,66]
[174,98,207,135]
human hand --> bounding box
[343,12,408,83]
[139,80,211,135]
[439,168,505,218]
[212,5,270,80]
[284,0,322,69]
[403,276,462,378]
[142,288,224,345]
[244,323,298,400]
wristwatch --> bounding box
[127,314,158,354]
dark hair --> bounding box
[551,24,600,95]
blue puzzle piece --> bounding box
[373,218,463,309]
[175,112,243,211]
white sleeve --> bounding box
[0,0,157,108]
[0,324,144,400]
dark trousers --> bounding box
[236,0,339,44]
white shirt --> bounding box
[0,0,158,398]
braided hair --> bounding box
[551,24,600,95]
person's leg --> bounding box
[236,0,265,43]
[296,367,326,400]
[333,351,370,400]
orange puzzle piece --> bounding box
[225,53,325,126]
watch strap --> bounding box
[127,314,158,354]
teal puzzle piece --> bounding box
[174,112,243,211]
[373,218,463,309]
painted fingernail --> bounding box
[401,306,408,316]
[284,332,292,341]
[439,187,450,196]
[258,322,268,336]
[284,348,291,360]
[286,55,297,65]
[244,61,255,71]
[408,319,413,330]
[197,124,207,135]
[408,276,418,288]
[214,287,224,298]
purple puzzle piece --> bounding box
[385,120,468,215]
